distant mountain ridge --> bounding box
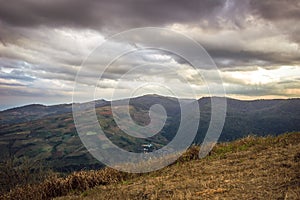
[0,99,110,125]
[0,95,299,171]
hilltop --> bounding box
[1,132,299,199]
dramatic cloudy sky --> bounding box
[0,0,299,110]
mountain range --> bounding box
[0,95,299,172]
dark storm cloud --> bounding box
[1,0,300,67]
[0,0,224,29]
[250,0,300,43]
[207,49,300,67]
[0,0,97,27]
[250,0,300,21]
[2,0,298,34]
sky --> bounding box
[0,0,300,110]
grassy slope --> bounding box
[57,133,300,200]
[2,132,300,200]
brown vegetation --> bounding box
[1,132,299,200]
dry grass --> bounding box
[2,132,300,200]
[0,156,53,194]
[0,168,135,200]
